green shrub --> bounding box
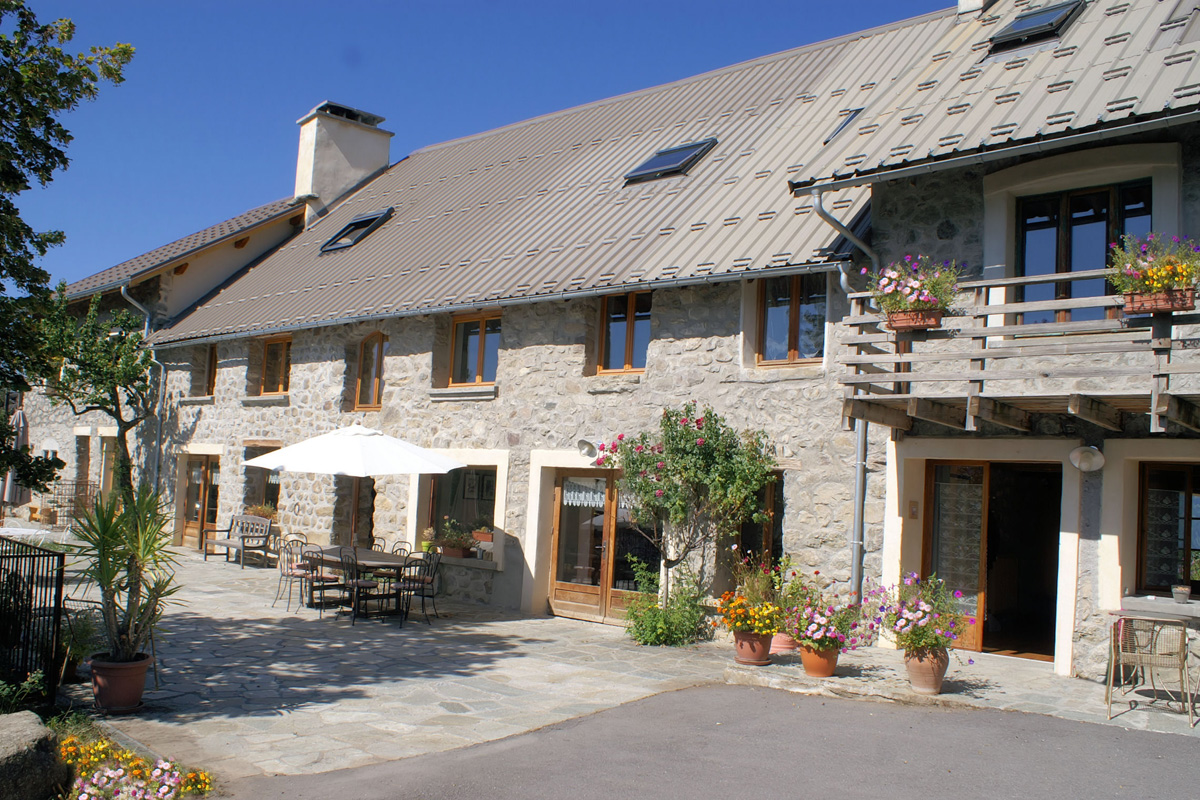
[0,670,45,713]
[623,556,710,646]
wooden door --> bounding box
[181,456,220,549]
[923,462,987,652]
[548,472,659,624]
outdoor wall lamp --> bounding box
[576,439,602,462]
[1068,445,1105,473]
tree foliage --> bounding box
[43,290,156,503]
[603,401,776,586]
[0,1,133,491]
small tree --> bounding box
[42,290,156,504]
[603,401,776,599]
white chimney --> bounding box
[958,0,986,14]
[294,101,393,224]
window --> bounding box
[738,474,784,564]
[757,273,827,365]
[1017,180,1151,324]
[355,332,387,409]
[624,138,718,183]
[599,292,652,373]
[990,0,1084,53]
[202,344,217,396]
[261,337,291,395]
[451,313,501,385]
[188,344,218,397]
[319,207,393,253]
[1138,463,1200,592]
[429,467,497,534]
[824,108,864,145]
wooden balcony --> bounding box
[839,268,1200,434]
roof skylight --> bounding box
[319,207,394,254]
[989,0,1084,53]
[624,138,718,183]
[824,108,864,145]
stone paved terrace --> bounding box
[60,548,1199,787]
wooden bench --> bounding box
[203,515,275,568]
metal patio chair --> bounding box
[337,547,385,625]
[273,539,309,612]
[1106,615,1194,726]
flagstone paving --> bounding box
[61,548,1198,786]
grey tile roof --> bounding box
[66,197,300,299]
[150,9,961,346]
[790,0,1200,190]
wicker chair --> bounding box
[1106,615,1194,726]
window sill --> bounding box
[731,363,824,383]
[587,373,643,395]
[178,395,215,406]
[430,384,498,402]
[242,394,290,407]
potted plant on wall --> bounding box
[432,515,476,558]
[470,515,494,544]
[864,254,962,331]
[73,485,177,712]
[1107,232,1200,314]
[882,573,968,695]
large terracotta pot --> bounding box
[732,631,773,666]
[770,632,799,655]
[885,309,943,331]
[1123,288,1196,314]
[90,652,152,712]
[440,546,474,558]
[798,645,839,677]
[903,647,949,695]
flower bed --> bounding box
[59,734,213,800]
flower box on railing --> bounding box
[1122,288,1196,315]
[885,309,944,331]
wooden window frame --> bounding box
[449,312,501,386]
[354,332,387,410]
[755,274,826,366]
[598,291,651,374]
[1015,179,1151,324]
[260,336,291,396]
[1136,462,1198,594]
[202,344,218,397]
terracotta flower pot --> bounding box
[440,546,474,558]
[903,647,949,695]
[770,632,799,654]
[471,530,494,543]
[798,645,839,677]
[885,309,943,331]
[1123,288,1196,314]
[90,652,152,713]
[732,631,773,666]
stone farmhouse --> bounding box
[18,0,1200,680]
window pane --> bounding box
[761,277,792,361]
[1142,467,1188,589]
[630,293,652,370]
[431,467,498,536]
[1119,182,1152,239]
[453,321,480,384]
[1067,191,1109,322]
[263,341,289,393]
[1019,197,1059,325]
[357,336,382,406]
[482,318,501,383]
[796,274,826,360]
[603,297,628,371]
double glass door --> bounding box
[549,471,660,624]
[182,455,220,549]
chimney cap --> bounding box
[298,101,386,128]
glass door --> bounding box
[924,462,987,652]
[182,455,220,549]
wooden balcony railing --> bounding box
[839,268,1200,434]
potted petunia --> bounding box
[715,552,782,666]
[789,580,887,677]
[882,573,969,695]
[864,254,962,331]
[1106,232,1200,314]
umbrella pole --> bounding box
[350,476,361,546]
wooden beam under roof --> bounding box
[1155,394,1200,433]
[967,396,1032,432]
[1067,394,1123,432]
[907,398,966,430]
[843,398,913,431]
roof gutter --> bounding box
[811,186,875,603]
[145,260,848,350]
[792,108,1200,194]
[120,284,166,492]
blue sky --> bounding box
[19,1,948,287]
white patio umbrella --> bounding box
[2,408,31,508]
[242,423,465,477]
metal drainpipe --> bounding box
[120,284,166,492]
[809,187,880,600]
